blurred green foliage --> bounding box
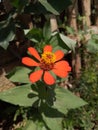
[63,52,98,130]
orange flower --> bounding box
[22,45,71,85]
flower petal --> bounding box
[28,47,41,61]
[44,71,55,85]
[52,61,71,78]
[30,70,43,83]
[44,45,52,52]
[22,57,39,66]
[54,50,64,61]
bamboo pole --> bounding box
[74,41,81,78]
[68,0,78,32]
[81,0,91,26]
[94,0,98,26]
[50,14,58,32]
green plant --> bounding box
[63,50,98,130]
[0,23,87,130]
[0,1,88,129]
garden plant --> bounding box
[0,0,98,130]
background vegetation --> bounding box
[0,0,98,130]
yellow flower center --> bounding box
[41,52,56,64]
[40,52,56,71]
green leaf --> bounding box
[0,85,38,106]
[53,87,87,114]
[22,120,37,130]
[49,33,68,53]
[92,34,98,40]
[43,22,51,42]
[42,114,62,130]
[40,103,63,130]
[87,36,98,53]
[10,0,19,8]
[6,66,31,83]
[24,2,48,14]
[23,107,49,130]
[23,120,48,130]
[39,0,59,15]
[26,28,43,43]
[49,32,76,53]
[47,0,72,14]
[39,0,72,15]
[59,33,76,51]
[0,18,15,49]
[10,0,28,12]
[24,0,71,15]
[66,26,75,35]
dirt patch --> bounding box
[0,59,21,92]
[0,74,15,92]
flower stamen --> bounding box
[40,52,56,71]
[41,52,56,64]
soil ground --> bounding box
[0,59,21,92]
